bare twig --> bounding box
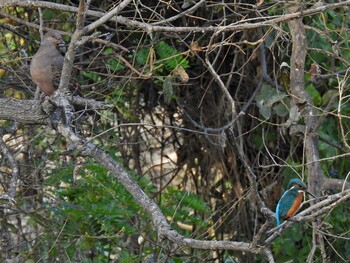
[2,0,350,33]
[56,122,275,262]
[265,189,350,244]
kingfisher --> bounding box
[275,178,316,226]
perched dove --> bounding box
[30,30,79,96]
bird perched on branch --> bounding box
[275,178,316,226]
[30,30,80,96]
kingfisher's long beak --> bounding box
[305,190,316,198]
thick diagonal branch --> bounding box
[56,123,275,262]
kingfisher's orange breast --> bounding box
[283,192,303,219]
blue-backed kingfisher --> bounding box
[275,178,316,226]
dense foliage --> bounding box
[1,1,349,262]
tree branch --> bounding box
[286,1,329,260]
[264,189,350,244]
[0,123,19,203]
[56,123,275,262]
[2,0,350,33]
[0,98,49,125]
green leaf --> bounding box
[82,71,101,82]
[135,47,150,66]
[256,85,289,119]
[155,41,189,70]
[273,101,289,117]
[264,93,288,107]
[306,84,321,106]
[321,89,338,106]
[259,106,272,119]
[108,57,124,71]
[103,47,114,55]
